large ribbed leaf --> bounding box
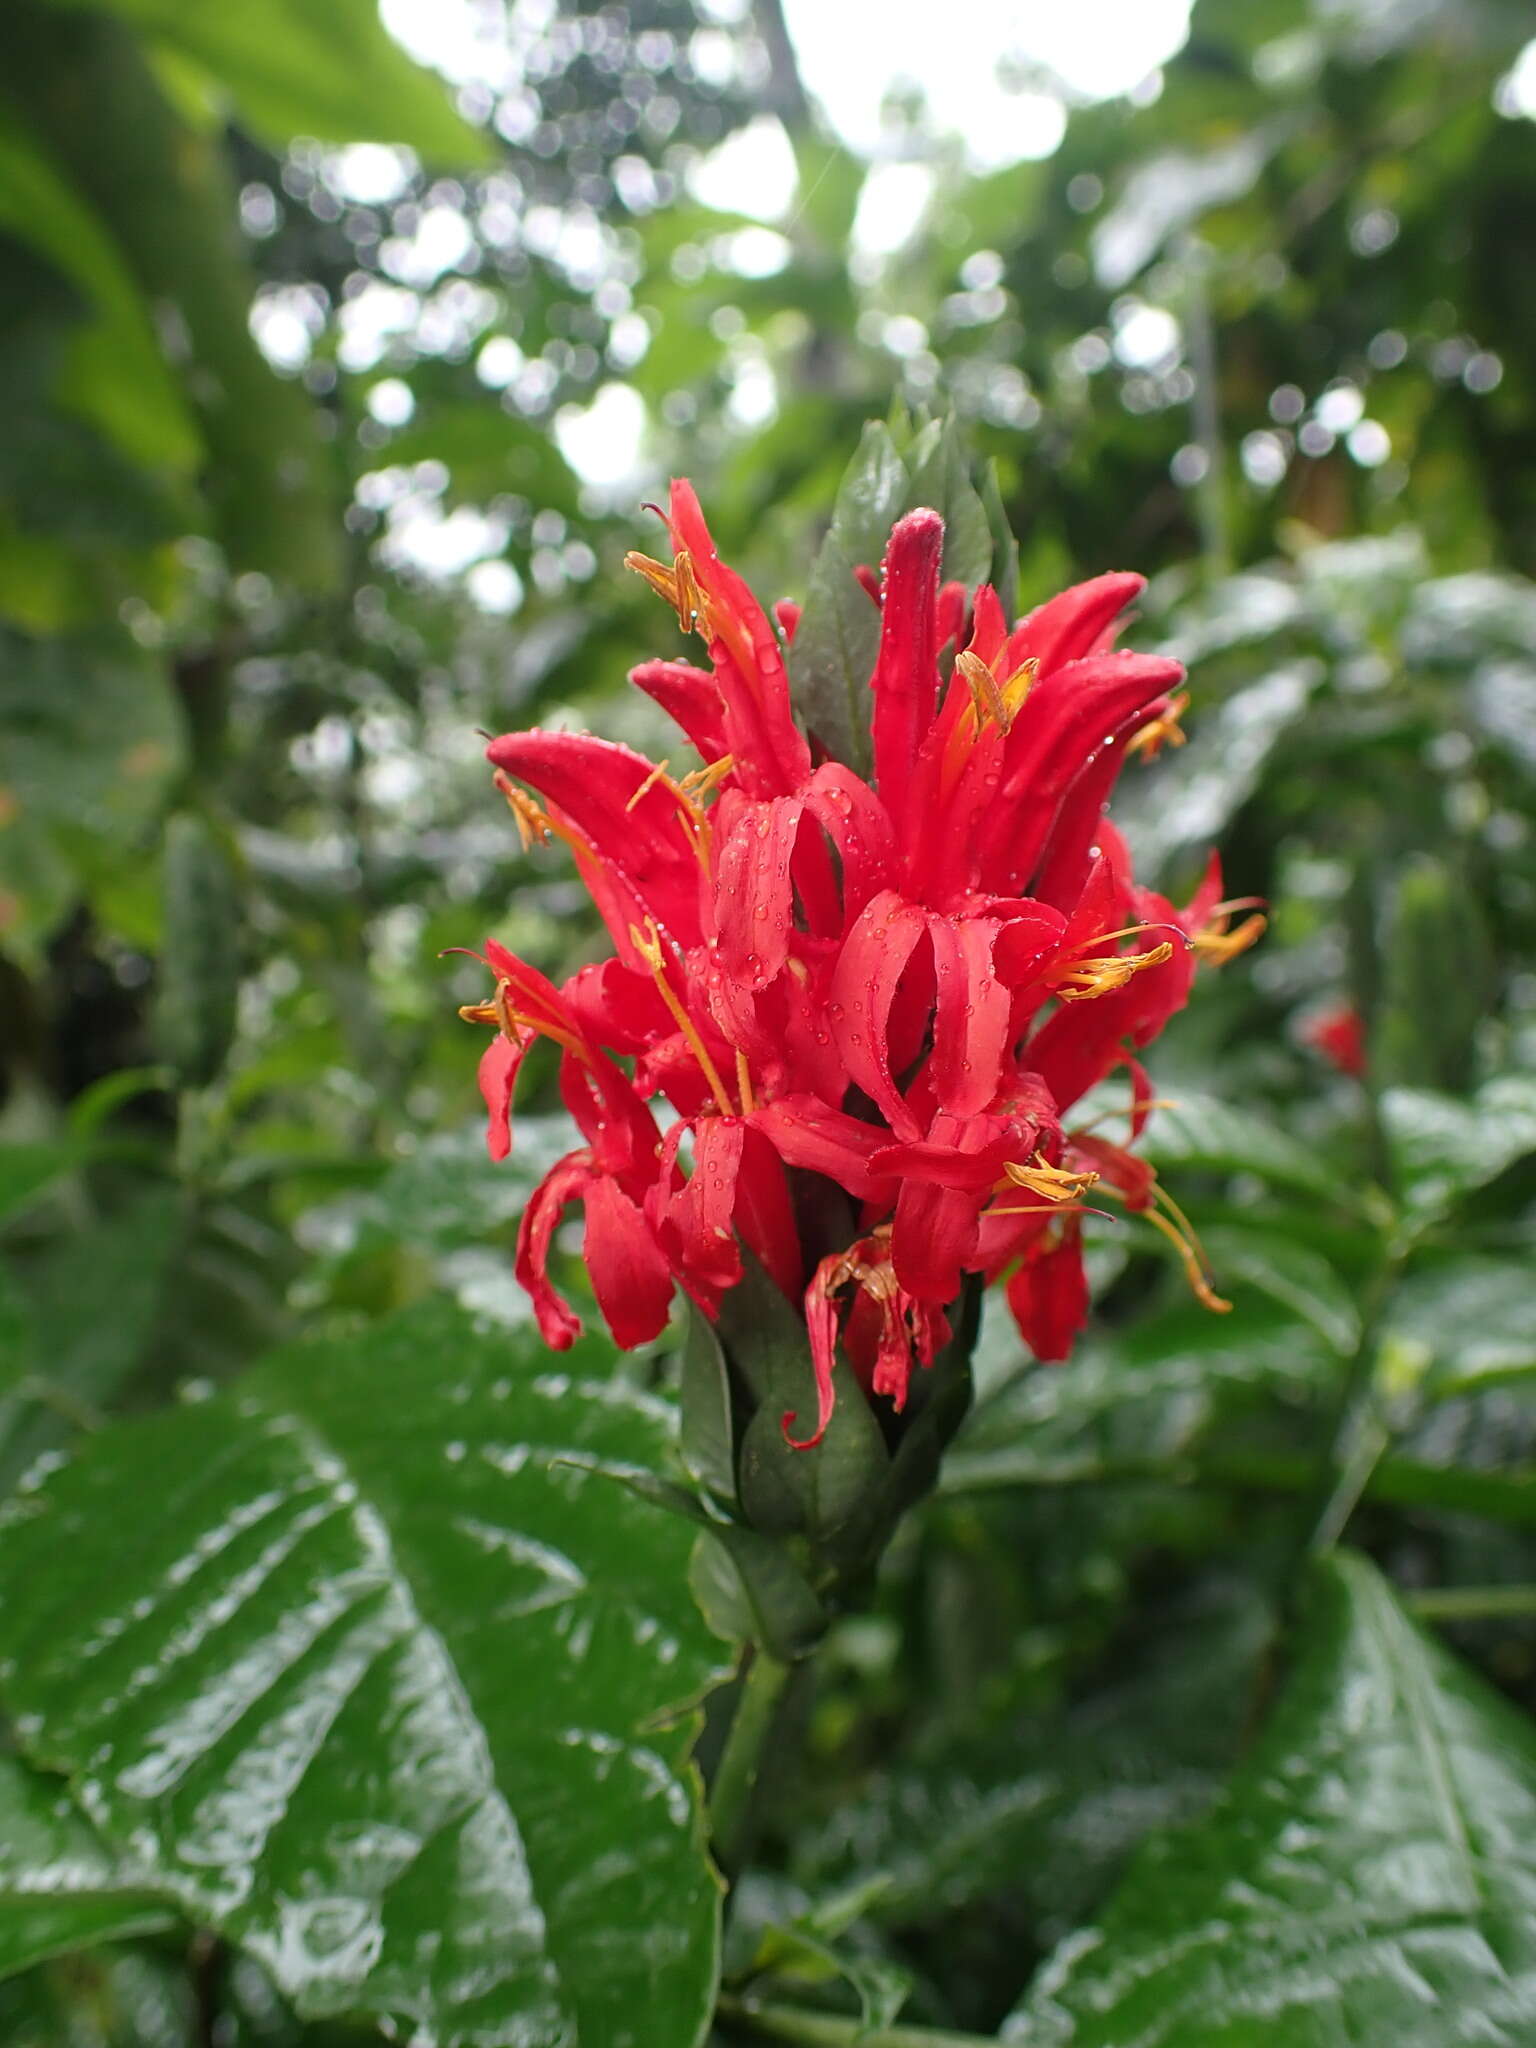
[0,1299,728,2047]
[0,1753,171,1979]
[1005,1552,1536,2045]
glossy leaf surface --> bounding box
[0,1299,729,2047]
[1005,1552,1536,2045]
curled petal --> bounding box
[583,1174,675,1348]
[477,1033,526,1163]
[487,730,705,952]
[667,479,811,797]
[800,764,898,929]
[749,1095,897,1202]
[515,1153,595,1350]
[713,794,803,991]
[787,1257,842,1450]
[628,659,728,764]
[928,915,1011,1118]
[827,889,929,1142]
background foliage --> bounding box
[1,0,1535,2041]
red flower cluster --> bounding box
[461,484,1260,1446]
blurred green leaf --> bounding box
[38,0,492,162]
[1141,1091,1346,1204]
[0,1297,728,2048]
[1198,1224,1361,1356]
[1005,1552,1536,2045]
[1387,1258,1536,1397]
[0,102,198,472]
[1384,1074,1536,1223]
[0,1754,172,1981]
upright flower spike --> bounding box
[459,459,1253,1453]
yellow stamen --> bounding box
[1193,911,1267,965]
[494,770,554,851]
[629,916,737,1120]
[955,651,1037,740]
[1052,941,1175,1001]
[1140,1202,1232,1314]
[627,758,672,811]
[734,1046,757,1115]
[1002,1152,1100,1203]
[625,547,709,636]
[1072,1096,1180,1136]
[1126,691,1189,760]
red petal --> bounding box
[749,1095,898,1201]
[828,889,929,1141]
[673,1116,746,1293]
[733,1124,803,1301]
[629,659,728,764]
[1028,941,1193,1112]
[583,1174,675,1348]
[667,479,811,798]
[928,915,1012,1118]
[487,730,704,951]
[1006,1229,1089,1361]
[712,793,803,990]
[477,1034,525,1162]
[976,652,1185,896]
[786,1255,842,1449]
[1003,572,1145,679]
[871,509,944,830]
[773,598,801,642]
[515,1153,594,1349]
[800,763,897,930]
[891,1171,979,1303]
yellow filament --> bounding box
[1127,691,1190,759]
[1002,1152,1100,1202]
[629,917,737,1120]
[625,753,734,872]
[1140,1203,1232,1314]
[734,1046,757,1115]
[1072,1095,1181,1136]
[494,771,555,851]
[955,651,1037,740]
[625,547,709,636]
[1053,941,1175,1001]
[1193,911,1267,966]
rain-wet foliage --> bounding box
[2,0,1536,2040]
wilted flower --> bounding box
[460,481,1259,1447]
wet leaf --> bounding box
[1005,1552,1536,2045]
[0,1298,729,2048]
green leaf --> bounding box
[0,1144,77,1227]
[1197,1225,1361,1355]
[152,813,242,1089]
[1384,1073,1536,1222]
[0,1187,184,1486]
[903,416,994,590]
[1386,1258,1536,1396]
[0,1298,728,2048]
[0,1752,172,1981]
[1141,1090,1346,1203]
[11,10,341,589]
[945,1302,1333,1495]
[0,102,198,472]
[789,421,907,774]
[39,0,492,163]
[1005,1552,1536,2046]
[0,627,187,956]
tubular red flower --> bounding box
[461,476,1250,1445]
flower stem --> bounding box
[709,1647,791,1878]
[717,1993,995,2048]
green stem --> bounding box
[1410,1584,1536,1623]
[709,1648,791,1878]
[718,1993,994,2048]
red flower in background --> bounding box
[1302,1000,1368,1078]
[459,482,1262,1445]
